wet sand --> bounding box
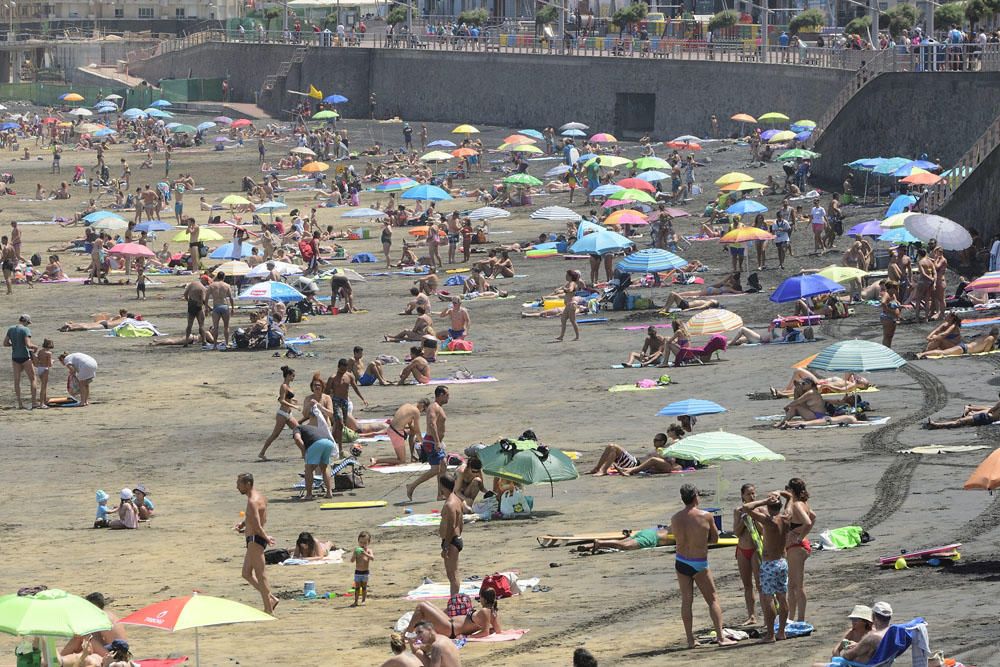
[2,119,999,666]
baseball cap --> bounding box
[105,639,129,653]
[119,488,133,501]
[847,605,873,622]
[872,601,893,618]
[18,314,30,324]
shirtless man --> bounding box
[671,484,736,649]
[402,287,431,315]
[182,275,210,348]
[927,392,1000,429]
[372,398,429,466]
[438,474,465,596]
[813,602,892,666]
[385,306,434,342]
[888,247,911,302]
[1,235,16,294]
[58,592,128,666]
[352,345,392,386]
[406,386,449,500]
[399,346,431,385]
[741,492,790,643]
[911,247,936,322]
[410,621,462,667]
[325,358,369,455]
[140,184,158,222]
[623,326,666,366]
[439,296,471,340]
[10,221,23,262]
[186,218,200,271]
[446,213,462,264]
[234,473,278,614]
[207,271,235,350]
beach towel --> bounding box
[406,578,539,600]
[798,416,889,429]
[280,549,345,565]
[423,376,497,385]
[380,513,479,528]
[608,383,669,393]
[819,526,864,550]
[777,621,814,638]
[370,462,460,474]
[465,629,530,643]
[107,320,163,337]
[134,659,189,667]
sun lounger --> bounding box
[827,618,929,667]
[673,334,727,365]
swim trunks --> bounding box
[760,558,789,595]
[420,433,445,465]
[442,535,464,552]
[332,396,350,423]
[787,538,812,554]
[305,437,335,466]
[675,554,709,577]
[359,373,376,386]
[972,411,994,426]
[448,328,465,339]
[187,300,202,317]
[212,304,230,316]
[246,534,268,549]
[633,528,659,550]
[354,570,370,583]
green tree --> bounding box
[387,5,407,25]
[935,1,966,28]
[788,8,826,34]
[844,14,872,35]
[965,0,988,25]
[612,2,648,30]
[880,3,917,36]
[458,8,489,25]
[322,12,339,29]
[535,4,558,24]
[707,9,739,32]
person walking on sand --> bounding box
[182,275,211,349]
[670,484,736,649]
[740,491,790,643]
[556,270,581,342]
[438,474,465,596]
[406,386,449,500]
[325,358,369,456]
[234,473,278,614]
[207,271,235,350]
[5,314,39,409]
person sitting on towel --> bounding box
[614,426,691,475]
[623,326,666,367]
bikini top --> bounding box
[286,390,295,400]
[789,521,803,531]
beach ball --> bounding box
[894,558,908,570]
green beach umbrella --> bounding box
[584,155,633,168]
[171,124,197,134]
[0,589,112,667]
[660,431,784,464]
[607,188,657,204]
[807,340,905,373]
[311,109,339,119]
[504,174,543,187]
[779,149,820,160]
[758,112,789,123]
[633,156,671,170]
[477,439,578,495]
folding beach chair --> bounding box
[829,618,929,667]
[674,334,728,365]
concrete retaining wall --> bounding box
[939,145,1000,240]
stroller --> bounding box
[600,270,633,311]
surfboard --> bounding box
[878,543,961,566]
[320,500,388,510]
[537,532,629,548]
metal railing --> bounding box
[923,115,1000,212]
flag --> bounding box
[308,85,322,100]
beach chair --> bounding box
[828,618,930,667]
[674,334,728,365]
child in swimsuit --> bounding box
[350,531,374,607]
[35,339,53,408]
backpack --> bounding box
[445,593,474,617]
[264,548,290,565]
[479,573,513,600]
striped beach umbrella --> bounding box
[530,206,581,222]
[660,432,784,463]
[616,248,687,273]
[686,308,744,335]
[807,340,905,372]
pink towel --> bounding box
[466,629,529,642]
[135,659,188,667]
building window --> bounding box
[175,7,184,16]
[114,8,123,17]
[138,7,154,18]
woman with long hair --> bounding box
[258,365,297,460]
[782,477,816,622]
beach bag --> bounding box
[480,573,513,600]
[499,488,531,518]
[334,468,364,490]
[691,184,702,196]
[471,493,499,521]
[819,525,868,551]
[448,339,473,352]
[264,548,290,565]
[445,594,474,617]
[830,300,850,319]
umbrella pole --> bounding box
[196,626,201,667]
[43,637,57,667]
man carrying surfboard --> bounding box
[670,484,736,649]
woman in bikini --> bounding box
[257,365,298,460]
[782,478,816,622]
[923,311,962,353]
[405,587,501,640]
[880,280,902,348]
[662,292,720,312]
[734,483,763,626]
[770,368,870,399]
[659,319,691,367]
[292,531,333,560]
[917,326,999,358]
[556,270,581,342]
[675,272,742,298]
[929,243,949,321]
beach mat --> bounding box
[405,577,539,600]
[319,500,388,510]
[380,513,478,528]
[537,532,629,548]
[280,549,345,565]
[425,376,497,385]
[466,629,530,642]
[608,384,669,393]
[370,463,436,474]
[46,396,81,407]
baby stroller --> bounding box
[600,270,633,311]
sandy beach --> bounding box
[2,116,999,667]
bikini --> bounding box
[735,545,757,560]
[787,521,812,554]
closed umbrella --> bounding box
[401,184,452,201]
[0,589,112,667]
[807,340,905,372]
[686,309,743,334]
[903,214,973,251]
[770,275,844,303]
[468,206,511,220]
[616,248,687,273]
[237,281,304,302]
[120,593,274,667]
[569,230,634,255]
[963,448,1000,491]
[530,206,581,222]
[657,399,727,417]
[477,439,578,495]
[209,242,256,260]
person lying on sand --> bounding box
[675,273,742,297]
[292,531,334,559]
[730,325,814,346]
[590,528,672,552]
[777,413,868,429]
[59,309,130,331]
[662,293,719,312]
[926,393,1000,429]
[916,327,999,359]
[769,368,870,398]
[405,588,501,640]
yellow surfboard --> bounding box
[320,500,388,510]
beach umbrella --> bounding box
[150,99,172,107]
[720,227,774,244]
[300,161,329,173]
[665,140,701,150]
[510,144,543,155]
[964,275,1000,292]
[818,265,868,284]
[561,128,586,137]
[545,164,572,178]
[886,194,918,217]
[900,171,942,186]
[451,124,478,134]
[0,122,18,130]
[633,157,670,170]
[164,123,182,130]
[231,119,252,128]
[903,214,973,251]
[196,121,217,132]
[616,248,687,273]
[91,218,129,231]
[0,589,112,667]
[255,201,288,213]
[68,108,92,116]
[407,226,445,238]
[847,220,884,237]
[589,184,625,198]
[880,212,917,229]
[808,340,905,372]
[94,128,117,138]
[220,194,253,207]
[109,242,155,258]
[770,274,844,303]
[660,432,784,463]
[577,220,604,238]
[427,139,457,148]
[121,108,146,119]
[725,200,767,215]
[964,448,1000,491]
[214,260,251,276]
[104,94,123,101]
[590,132,617,143]
[173,228,223,243]
[647,207,690,219]
[515,129,542,139]
[715,172,753,186]
[504,174,543,187]
[768,130,797,143]
[214,116,233,124]
[758,112,789,123]
[146,109,174,119]
[502,134,536,146]
[760,129,780,141]
[171,124,197,134]
[468,206,510,221]
[878,227,921,245]
[585,155,633,169]
[731,113,757,123]
[401,184,452,201]
[324,266,367,282]
[376,177,418,192]
[237,280,304,302]
[419,150,456,162]
[636,170,669,182]
[290,147,317,157]
[135,220,174,233]
[41,117,58,124]
[779,149,820,160]
[60,93,84,102]
[721,181,767,192]
[120,593,274,667]
[657,399,727,417]
[893,162,930,178]
[607,188,656,204]
[560,121,588,131]
[323,94,349,104]
[83,210,125,224]
[685,309,744,335]
[477,440,578,494]
[78,121,107,132]
[604,209,650,227]
[616,177,655,192]
[793,131,813,142]
[246,261,302,278]
[576,152,598,164]
[209,242,256,260]
[872,158,912,175]
[530,206,581,222]
[570,229,634,255]
[341,207,387,219]
[452,148,478,158]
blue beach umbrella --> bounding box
[726,200,767,215]
[401,184,452,201]
[794,130,812,142]
[616,248,688,273]
[878,227,921,245]
[636,170,670,182]
[323,94,349,104]
[562,128,586,137]
[426,140,456,148]
[519,129,544,140]
[342,208,387,218]
[657,399,727,417]
[872,157,912,175]
[83,210,125,224]
[93,128,117,137]
[150,99,172,107]
[210,242,257,259]
[770,275,844,303]
[121,108,146,119]
[196,121,217,132]
[569,229,634,255]
[886,194,918,216]
[577,220,604,238]
[146,108,173,119]
[0,122,17,130]
[255,201,287,212]
[164,122,182,130]
[134,220,174,232]
[576,152,597,163]
[589,184,624,197]
[237,280,304,302]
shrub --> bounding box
[458,8,489,26]
[708,9,740,32]
[844,15,872,36]
[535,4,558,24]
[386,5,407,25]
[612,2,648,29]
[788,8,826,34]
[935,1,966,28]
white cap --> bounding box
[872,601,893,618]
[119,488,133,500]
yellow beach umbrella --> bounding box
[687,308,744,334]
[301,161,329,172]
[768,131,797,143]
[62,93,84,102]
[758,112,789,123]
[173,228,223,242]
[715,172,753,186]
[220,194,253,207]
[452,124,479,134]
[510,144,543,154]
[720,181,767,192]
[818,265,868,283]
[880,212,917,229]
